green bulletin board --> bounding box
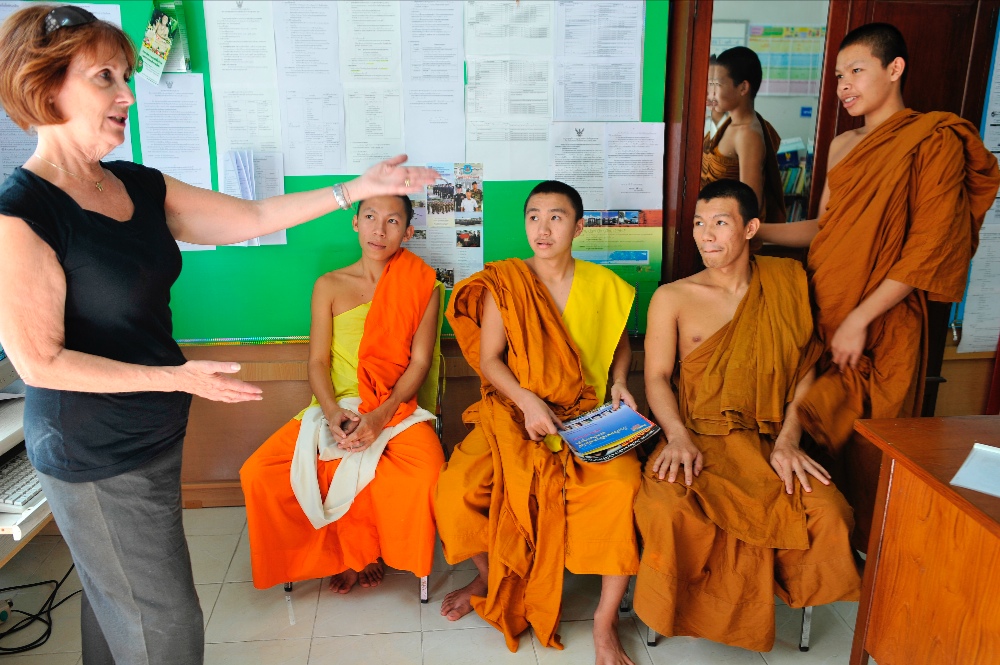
[77,0,669,339]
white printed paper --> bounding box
[466,58,552,117]
[401,1,464,84]
[339,1,402,84]
[344,86,404,172]
[467,119,549,181]
[464,0,553,57]
[550,122,606,210]
[136,74,212,190]
[605,122,665,209]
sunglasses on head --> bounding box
[44,5,98,35]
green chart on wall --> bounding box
[59,0,669,340]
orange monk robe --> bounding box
[434,258,639,652]
[240,249,444,589]
[634,256,860,653]
[701,113,787,223]
[799,110,1000,453]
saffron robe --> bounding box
[799,111,1000,453]
[241,249,445,588]
[633,256,860,653]
[434,258,638,652]
[701,113,787,223]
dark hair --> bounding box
[709,53,717,65]
[524,180,584,221]
[715,46,762,98]
[0,4,137,130]
[355,194,414,227]
[697,179,758,224]
[840,22,908,90]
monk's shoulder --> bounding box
[828,129,865,169]
[650,277,697,312]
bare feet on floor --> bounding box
[440,574,487,621]
[328,569,359,594]
[594,617,635,665]
[358,560,384,588]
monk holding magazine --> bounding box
[756,23,1000,483]
[241,195,444,593]
[634,180,861,652]
[435,181,641,664]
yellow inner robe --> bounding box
[633,257,860,652]
[434,258,639,652]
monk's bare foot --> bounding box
[328,569,359,594]
[440,574,487,621]
[594,617,634,665]
[358,561,384,588]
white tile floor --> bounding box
[0,507,864,664]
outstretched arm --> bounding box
[164,155,439,246]
[341,288,440,449]
[644,286,703,485]
[479,291,563,441]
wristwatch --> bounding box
[332,183,350,210]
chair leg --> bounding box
[619,575,635,615]
[799,606,813,652]
[646,624,658,647]
[420,575,429,603]
[284,582,293,592]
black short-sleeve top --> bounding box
[0,161,192,482]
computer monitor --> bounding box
[0,344,21,393]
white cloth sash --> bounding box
[290,397,435,529]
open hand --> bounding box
[650,432,703,485]
[770,441,831,494]
[173,361,262,403]
[353,155,439,200]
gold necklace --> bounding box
[32,154,106,192]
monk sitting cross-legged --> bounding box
[435,181,641,664]
[633,180,861,653]
[240,194,444,593]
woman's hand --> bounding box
[349,155,440,201]
[338,409,392,453]
[171,361,262,403]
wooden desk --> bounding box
[850,416,1000,665]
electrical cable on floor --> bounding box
[0,563,80,654]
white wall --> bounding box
[711,0,830,148]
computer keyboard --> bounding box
[0,450,43,514]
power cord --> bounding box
[0,563,80,654]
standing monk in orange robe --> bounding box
[702,46,786,224]
[434,181,641,664]
[755,24,1000,532]
[241,195,444,592]
[634,180,860,652]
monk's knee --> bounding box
[803,483,855,537]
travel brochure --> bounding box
[558,403,660,463]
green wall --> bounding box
[81,0,669,339]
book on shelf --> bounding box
[550,403,661,463]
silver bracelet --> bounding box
[332,183,350,210]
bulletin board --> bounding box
[10,0,669,339]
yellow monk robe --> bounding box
[434,258,638,652]
[799,110,1000,454]
[701,113,787,223]
[241,250,445,589]
[634,256,860,653]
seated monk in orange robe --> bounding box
[754,24,999,544]
[240,195,444,593]
[702,46,786,224]
[434,181,642,664]
[634,180,861,652]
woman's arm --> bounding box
[0,215,261,402]
[164,155,439,246]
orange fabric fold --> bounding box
[800,110,1000,453]
[701,114,787,223]
[240,249,442,588]
[439,258,641,652]
[634,257,859,652]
